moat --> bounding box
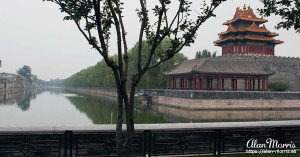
[1,87,300,127]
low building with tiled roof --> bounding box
[164,57,274,91]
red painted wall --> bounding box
[222,44,274,56]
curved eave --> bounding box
[165,71,275,77]
[274,40,284,44]
[223,18,268,25]
[163,72,191,76]
[218,29,278,36]
[192,71,275,76]
[214,36,283,45]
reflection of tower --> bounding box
[214,5,283,56]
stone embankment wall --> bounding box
[156,96,300,109]
[153,104,300,121]
[67,87,118,97]
[68,88,300,110]
[146,89,300,109]
[222,55,300,91]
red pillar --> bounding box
[234,77,237,90]
[217,76,222,90]
[198,77,201,90]
[217,77,220,90]
[247,45,249,54]
[258,78,261,90]
[262,78,265,91]
[184,77,187,89]
[191,76,193,89]
[231,78,234,90]
[193,76,197,89]
[178,77,180,89]
[248,77,251,91]
[195,75,198,89]
[200,76,204,90]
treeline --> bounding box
[195,49,216,59]
[64,40,187,89]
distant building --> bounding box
[0,73,30,91]
[214,5,283,56]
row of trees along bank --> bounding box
[64,40,187,89]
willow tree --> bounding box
[44,0,223,155]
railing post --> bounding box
[64,130,73,157]
[143,130,152,157]
[218,130,222,155]
[276,127,282,143]
[214,129,217,155]
[148,130,152,157]
[214,129,221,155]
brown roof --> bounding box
[215,6,283,47]
[214,34,284,46]
[164,57,274,76]
[218,23,279,37]
[223,6,268,25]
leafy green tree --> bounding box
[195,49,217,59]
[212,51,217,57]
[44,0,223,155]
[17,65,32,81]
[259,0,300,33]
[269,82,291,91]
[195,51,202,58]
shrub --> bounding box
[268,82,290,91]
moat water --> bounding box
[0,88,300,126]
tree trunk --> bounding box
[118,76,139,156]
[116,86,125,156]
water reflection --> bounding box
[0,88,43,111]
[1,88,300,126]
[65,92,167,124]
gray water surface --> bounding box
[1,88,300,127]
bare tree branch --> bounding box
[148,1,220,70]
[141,1,165,73]
[137,0,148,72]
[107,0,124,76]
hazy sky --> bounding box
[0,0,299,81]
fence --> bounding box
[0,121,300,156]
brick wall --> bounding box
[222,55,300,91]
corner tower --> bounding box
[214,5,283,56]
